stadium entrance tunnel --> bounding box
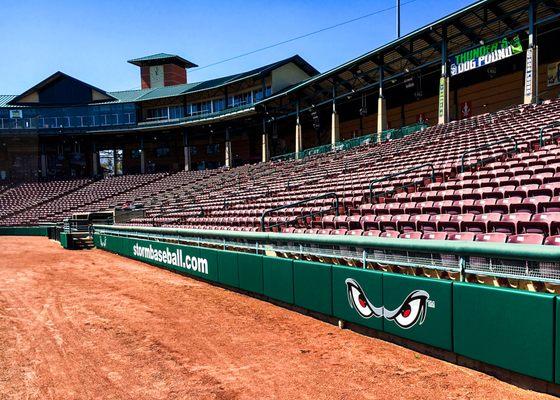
[92,224,560,392]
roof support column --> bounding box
[331,87,340,146]
[295,101,302,159]
[523,0,537,104]
[377,63,388,142]
[40,143,47,178]
[139,136,145,174]
[183,128,191,171]
[438,24,450,124]
[92,142,99,177]
[225,127,233,168]
[262,118,270,163]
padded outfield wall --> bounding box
[93,227,560,384]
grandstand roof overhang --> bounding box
[259,0,560,117]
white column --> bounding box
[224,128,232,168]
[331,103,340,145]
[377,95,387,142]
[261,132,269,163]
[225,141,232,168]
[295,117,302,159]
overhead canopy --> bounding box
[260,0,560,114]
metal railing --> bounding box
[93,224,560,285]
[271,123,427,162]
[260,192,339,232]
[538,121,560,147]
[368,163,436,203]
[460,136,518,173]
[0,113,136,130]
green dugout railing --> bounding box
[92,224,560,384]
[271,123,427,162]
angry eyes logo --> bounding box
[345,278,432,329]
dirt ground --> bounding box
[0,236,555,400]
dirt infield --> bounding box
[0,237,554,400]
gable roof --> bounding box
[109,54,319,103]
[8,71,116,105]
[127,53,198,68]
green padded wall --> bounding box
[332,266,383,330]
[238,253,264,294]
[454,283,555,382]
[218,250,239,288]
[262,256,294,304]
[383,273,453,351]
[293,260,332,315]
[0,226,49,236]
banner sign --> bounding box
[547,61,560,87]
[523,46,535,103]
[438,77,446,121]
[450,36,523,77]
[460,101,472,119]
[9,110,22,119]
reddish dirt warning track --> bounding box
[0,237,554,400]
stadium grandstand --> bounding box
[5,0,560,394]
[1,0,559,242]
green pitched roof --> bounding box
[0,95,18,107]
[127,53,198,68]
[109,54,318,103]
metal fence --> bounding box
[93,224,560,285]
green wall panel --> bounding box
[332,266,383,331]
[383,273,452,351]
[263,256,294,304]
[556,297,560,384]
[238,253,263,294]
[0,226,48,236]
[197,247,219,282]
[454,283,555,382]
[293,260,332,315]
[218,250,239,288]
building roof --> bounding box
[8,71,116,105]
[127,53,198,68]
[262,0,560,110]
[0,95,18,108]
[109,54,319,103]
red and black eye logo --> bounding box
[383,290,430,329]
[345,278,431,329]
[345,278,383,319]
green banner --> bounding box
[450,35,523,76]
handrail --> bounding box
[260,192,339,232]
[176,205,204,218]
[460,137,518,173]
[93,224,560,263]
[368,163,435,203]
[538,121,560,147]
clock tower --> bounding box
[128,53,198,89]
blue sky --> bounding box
[0,0,475,94]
